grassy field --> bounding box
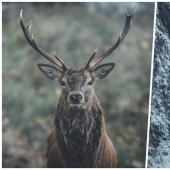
[2,2,155,168]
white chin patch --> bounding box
[69,104,81,108]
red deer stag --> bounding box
[20,9,135,168]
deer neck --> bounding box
[54,93,104,167]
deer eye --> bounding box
[60,81,65,86]
[88,80,93,86]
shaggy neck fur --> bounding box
[54,93,104,167]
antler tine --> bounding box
[84,49,97,69]
[87,8,136,69]
[53,51,69,70]
[20,9,69,71]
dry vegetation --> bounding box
[2,2,154,168]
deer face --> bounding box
[38,63,115,108]
[60,69,92,108]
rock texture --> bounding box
[148,2,170,168]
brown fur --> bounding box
[47,129,117,168]
[46,85,117,168]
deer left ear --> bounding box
[91,63,115,79]
[37,63,63,80]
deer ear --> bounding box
[91,63,115,80]
[37,64,63,80]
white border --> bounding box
[145,1,157,168]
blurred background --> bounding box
[2,2,154,168]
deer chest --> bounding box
[55,110,102,167]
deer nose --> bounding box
[70,93,82,103]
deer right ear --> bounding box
[37,64,63,80]
[91,63,115,80]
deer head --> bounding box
[20,9,135,109]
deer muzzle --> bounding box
[67,91,85,107]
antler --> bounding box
[85,8,136,70]
[20,9,69,71]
